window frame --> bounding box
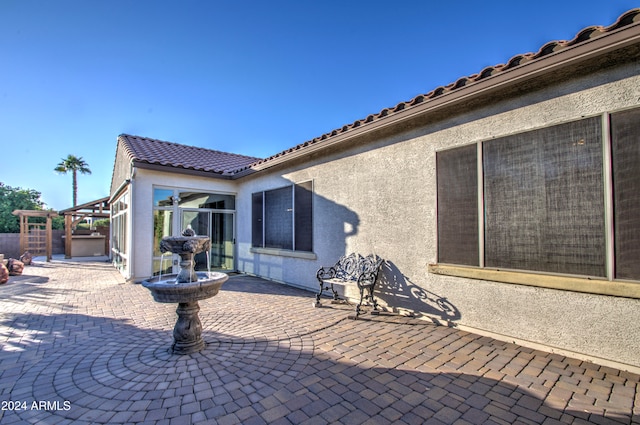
[431,110,640,299]
[151,186,238,275]
[251,181,315,257]
[110,190,129,274]
[481,115,606,277]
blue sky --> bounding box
[1,1,638,211]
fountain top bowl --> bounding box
[159,235,210,255]
[142,271,228,303]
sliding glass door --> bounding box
[153,188,236,275]
[211,212,234,271]
[181,209,235,272]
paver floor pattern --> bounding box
[0,260,638,424]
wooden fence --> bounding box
[0,230,65,259]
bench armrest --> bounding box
[316,266,336,280]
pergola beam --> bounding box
[12,210,58,262]
[58,197,111,259]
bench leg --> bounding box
[355,285,365,318]
[313,280,323,307]
[314,280,341,307]
[315,279,341,306]
[368,285,379,313]
[355,285,378,318]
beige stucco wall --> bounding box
[236,61,640,370]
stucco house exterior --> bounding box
[110,9,640,372]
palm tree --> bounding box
[54,154,92,207]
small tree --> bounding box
[0,183,44,233]
[54,154,92,207]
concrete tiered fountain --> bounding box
[142,228,228,354]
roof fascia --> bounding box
[58,197,110,215]
[109,179,131,204]
[133,161,234,180]
[246,23,640,173]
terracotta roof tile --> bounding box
[118,134,260,176]
[234,8,640,173]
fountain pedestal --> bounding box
[142,230,228,354]
[173,301,204,354]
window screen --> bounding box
[252,183,314,252]
[264,186,293,250]
[251,193,263,248]
[611,108,640,280]
[294,181,313,252]
[483,117,605,277]
[437,144,479,266]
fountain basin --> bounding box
[158,235,211,283]
[142,272,228,303]
[142,228,227,354]
[142,271,228,354]
[159,235,211,255]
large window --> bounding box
[437,110,640,282]
[252,181,313,252]
[111,191,129,273]
[611,108,640,280]
[484,117,605,277]
[152,187,236,275]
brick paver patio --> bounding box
[0,259,638,424]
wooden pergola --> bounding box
[12,210,59,262]
[59,197,110,259]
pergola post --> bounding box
[18,215,26,256]
[46,215,53,262]
[64,213,73,259]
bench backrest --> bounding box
[334,253,383,281]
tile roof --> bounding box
[118,134,260,176]
[234,8,640,173]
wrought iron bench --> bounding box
[314,253,384,318]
